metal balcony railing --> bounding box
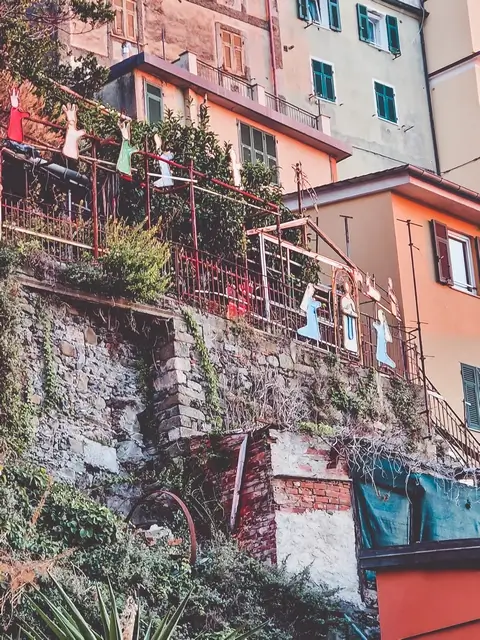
[265,92,320,130]
[197,61,253,100]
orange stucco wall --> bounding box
[392,195,480,419]
[377,568,480,639]
[133,70,333,194]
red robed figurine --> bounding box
[7,88,30,143]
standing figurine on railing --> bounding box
[153,133,174,187]
[374,308,396,369]
[229,148,242,187]
[116,115,138,176]
[297,283,322,342]
[61,103,86,160]
[7,88,30,144]
[340,281,359,353]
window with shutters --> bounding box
[461,364,480,430]
[145,83,163,124]
[220,28,245,76]
[431,220,477,294]
[374,81,397,123]
[356,4,400,54]
[239,122,277,180]
[297,0,341,31]
[311,59,336,102]
[113,0,137,41]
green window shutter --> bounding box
[323,63,335,101]
[312,60,335,102]
[375,82,397,123]
[461,364,480,430]
[297,0,308,21]
[384,85,397,122]
[328,0,341,31]
[357,4,369,42]
[386,15,401,55]
[374,82,387,119]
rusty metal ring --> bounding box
[126,489,197,565]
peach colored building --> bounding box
[98,52,351,192]
[284,166,480,434]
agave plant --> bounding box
[20,576,260,640]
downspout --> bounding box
[420,0,441,175]
[265,0,278,96]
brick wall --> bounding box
[272,478,352,514]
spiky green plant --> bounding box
[20,576,261,640]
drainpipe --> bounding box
[420,0,441,175]
[265,0,278,96]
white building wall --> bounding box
[277,0,436,180]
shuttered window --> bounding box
[113,0,137,41]
[461,364,480,431]
[145,83,163,124]
[312,60,336,102]
[221,28,245,76]
[374,82,397,123]
[239,122,277,180]
[357,4,401,54]
[431,221,452,284]
[297,0,341,31]
[386,15,401,54]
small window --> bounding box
[312,60,335,102]
[374,82,397,123]
[461,364,480,430]
[145,83,163,124]
[220,28,245,76]
[113,0,137,41]
[297,0,341,31]
[357,4,400,54]
[431,220,477,294]
[239,122,277,177]
[448,232,475,293]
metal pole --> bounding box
[340,215,353,258]
[91,141,99,259]
[189,159,200,292]
[404,218,431,436]
[144,138,151,230]
[0,149,3,242]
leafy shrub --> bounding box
[62,259,104,293]
[0,244,20,278]
[102,220,171,303]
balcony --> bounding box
[176,52,330,136]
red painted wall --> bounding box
[376,568,480,639]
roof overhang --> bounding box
[283,165,480,226]
[108,53,352,162]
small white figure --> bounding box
[340,281,359,353]
[153,133,174,187]
[61,104,86,160]
[229,147,242,187]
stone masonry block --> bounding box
[168,427,198,441]
[153,369,187,391]
[158,414,192,432]
[84,439,119,473]
[161,357,191,373]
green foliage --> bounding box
[0,464,119,555]
[102,221,171,304]
[182,308,222,431]
[325,363,381,423]
[0,281,34,456]
[0,0,113,96]
[0,244,20,279]
[62,259,105,294]
[387,377,424,446]
[36,302,61,411]
[0,464,362,639]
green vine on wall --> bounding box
[0,280,34,457]
[36,301,61,411]
[181,308,223,432]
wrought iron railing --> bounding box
[197,61,253,100]
[265,92,320,130]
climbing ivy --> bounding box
[387,377,424,446]
[0,280,35,456]
[181,308,222,432]
[36,301,61,411]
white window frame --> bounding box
[372,78,400,125]
[365,7,389,51]
[447,231,476,294]
[306,0,330,29]
[144,81,163,124]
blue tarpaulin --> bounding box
[352,459,480,549]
